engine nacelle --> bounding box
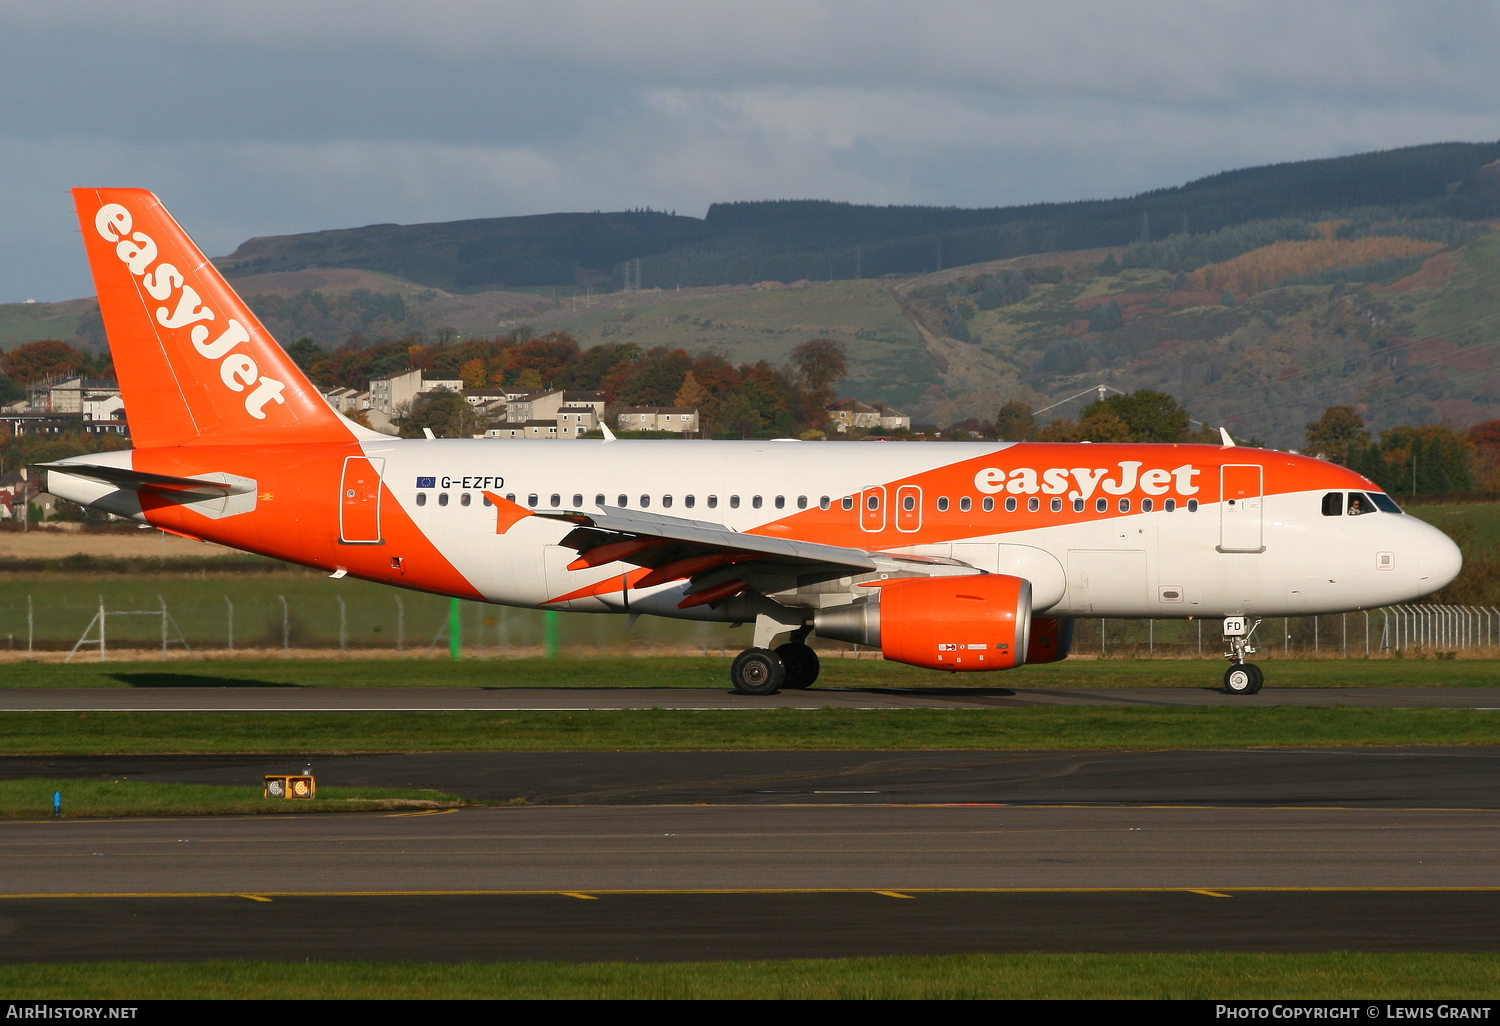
[1025,617,1075,664]
[814,574,1032,671]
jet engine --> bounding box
[813,574,1032,671]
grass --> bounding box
[2,655,1498,689]
[0,953,1495,999]
[0,779,467,818]
[3,706,1497,754]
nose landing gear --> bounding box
[1221,616,1263,694]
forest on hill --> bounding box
[214,141,1500,292]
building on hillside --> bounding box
[615,407,699,433]
[461,388,508,406]
[367,369,465,417]
[321,387,368,414]
[825,398,909,433]
[82,393,125,421]
[484,407,597,439]
[38,378,120,415]
[506,390,606,424]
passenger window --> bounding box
[819,496,831,510]
[1347,492,1372,516]
[902,495,916,511]
[1073,499,1084,512]
[685,495,695,508]
[774,496,784,509]
[1004,497,1016,512]
[959,496,971,512]
[1027,497,1039,512]
[415,493,427,506]
[595,494,605,506]
[1118,498,1130,512]
[842,496,854,511]
[936,497,949,512]
[708,495,719,509]
[483,494,493,507]
[1187,499,1199,512]
[1142,498,1153,512]
[550,494,560,507]
[1321,492,1343,517]
[662,495,673,508]
[1164,498,1175,512]
[461,493,471,506]
[797,496,807,510]
[525,494,536,507]
[1095,498,1107,512]
[573,494,583,507]
[867,494,880,510]
[440,493,450,506]
[617,494,628,507]
[982,497,994,512]
[505,493,516,504]
[640,495,651,507]
[730,496,740,509]
[1050,498,1062,512]
[752,496,763,509]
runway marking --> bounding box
[383,808,458,818]
[3,886,1500,899]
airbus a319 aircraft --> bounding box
[44,189,1463,695]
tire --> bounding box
[776,643,820,689]
[1224,663,1263,695]
[731,648,786,695]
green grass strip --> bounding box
[4,707,1497,755]
[0,779,466,819]
[4,657,1499,689]
[0,953,1495,999]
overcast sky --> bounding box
[3,0,1497,303]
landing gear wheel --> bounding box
[731,648,786,695]
[1224,663,1263,695]
[776,643,820,689]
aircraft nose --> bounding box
[1416,522,1463,596]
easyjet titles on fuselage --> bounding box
[92,202,288,420]
[973,460,1200,501]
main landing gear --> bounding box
[1221,616,1263,695]
[729,642,822,695]
[730,618,822,695]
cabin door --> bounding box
[1218,464,1264,553]
[340,456,384,544]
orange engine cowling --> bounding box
[815,574,1032,672]
[1025,617,1075,664]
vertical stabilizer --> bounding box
[72,188,353,448]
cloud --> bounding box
[1,1,1497,302]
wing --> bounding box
[496,495,878,609]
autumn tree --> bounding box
[994,400,1035,441]
[3,340,85,385]
[400,392,481,439]
[1303,406,1371,466]
[285,338,324,372]
[791,337,846,426]
[1080,390,1190,443]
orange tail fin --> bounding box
[72,188,353,448]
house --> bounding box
[321,387,368,414]
[506,390,606,424]
[39,378,120,415]
[615,407,699,433]
[825,398,909,433]
[82,393,125,421]
[367,369,464,417]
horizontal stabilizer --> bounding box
[38,462,255,499]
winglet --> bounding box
[600,422,617,443]
[1219,427,1236,448]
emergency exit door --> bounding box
[340,456,385,544]
[1218,464,1263,553]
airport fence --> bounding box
[0,575,1492,661]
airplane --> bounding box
[42,189,1463,696]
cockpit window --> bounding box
[1346,492,1373,516]
[1321,492,1343,517]
[1369,492,1402,514]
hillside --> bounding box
[215,141,1500,291]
